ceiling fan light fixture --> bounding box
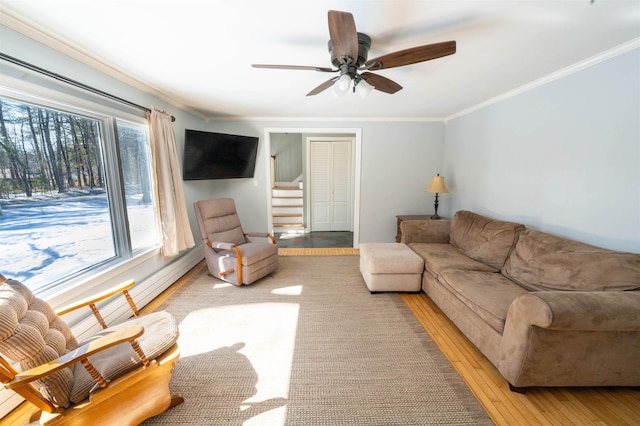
[338,74,352,90]
[333,74,352,96]
[355,78,374,98]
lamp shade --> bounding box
[426,174,448,193]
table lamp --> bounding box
[426,174,448,219]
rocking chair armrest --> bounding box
[55,279,136,316]
[4,325,144,390]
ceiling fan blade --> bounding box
[365,40,456,70]
[328,10,358,65]
[361,72,403,94]
[252,64,336,73]
[307,76,339,96]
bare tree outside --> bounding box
[0,98,158,293]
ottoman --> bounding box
[359,243,424,293]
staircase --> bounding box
[272,185,304,234]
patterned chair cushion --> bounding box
[70,311,179,403]
[0,279,78,407]
[0,279,180,408]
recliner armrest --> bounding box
[208,241,238,250]
[245,232,277,244]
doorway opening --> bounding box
[264,128,361,249]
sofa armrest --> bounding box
[499,291,640,388]
[400,219,451,244]
[506,291,640,331]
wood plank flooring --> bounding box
[4,252,639,425]
[401,291,640,425]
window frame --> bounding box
[0,84,161,299]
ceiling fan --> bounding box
[252,10,456,97]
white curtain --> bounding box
[148,107,195,257]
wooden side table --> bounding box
[396,215,434,242]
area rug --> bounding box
[143,256,493,425]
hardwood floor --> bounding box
[4,254,639,425]
[401,291,640,425]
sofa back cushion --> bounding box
[502,229,640,291]
[449,211,525,270]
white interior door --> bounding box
[309,138,353,231]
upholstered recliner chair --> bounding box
[194,198,278,285]
[0,275,183,425]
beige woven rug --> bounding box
[143,256,492,425]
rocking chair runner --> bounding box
[194,198,279,285]
[0,274,183,425]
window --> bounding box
[117,121,159,252]
[0,96,159,296]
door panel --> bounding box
[330,141,352,230]
[310,139,353,232]
[310,142,331,231]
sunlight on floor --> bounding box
[178,301,300,425]
[277,232,303,240]
[272,285,303,296]
[213,282,234,289]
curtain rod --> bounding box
[0,52,175,122]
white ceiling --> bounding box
[2,1,639,120]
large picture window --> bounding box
[0,96,159,296]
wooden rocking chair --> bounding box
[0,274,183,425]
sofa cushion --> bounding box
[502,229,640,292]
[408,243,499,278]
[439,270,530,334]
[449,211,525,270]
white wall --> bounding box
[271,133,303,182]
[443,48,640,252]
[197,120,445,243]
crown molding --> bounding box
[205,115,445,123]
[1,10,208,121]
[444,38,640,123]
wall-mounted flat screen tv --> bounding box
[182,129,259,180]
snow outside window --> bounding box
[0,97,159,296]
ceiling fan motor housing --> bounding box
[328,32,371,68]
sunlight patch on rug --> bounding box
[176,299,300,424]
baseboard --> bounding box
[71,247,204,341]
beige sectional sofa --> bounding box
[401,210,640,391]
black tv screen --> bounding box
[182,129,259,180]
